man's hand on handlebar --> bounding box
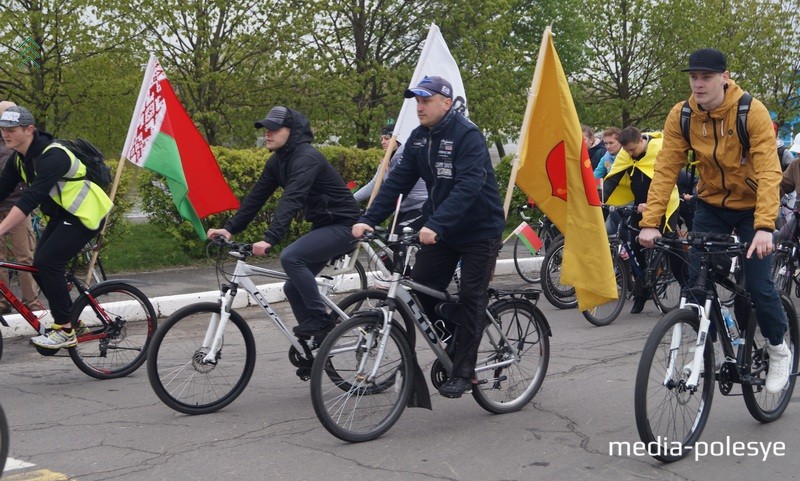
[207,228,232,241]
[352,223,374,239]
[419,226,438,245]
[638,227,662,248]
[251,241,272,256]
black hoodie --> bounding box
[223,109,359,245]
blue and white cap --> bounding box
[404,76,453,99]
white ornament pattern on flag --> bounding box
[126,61,167,167]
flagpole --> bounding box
[366,136,397,207]
[502,25,553,219]
[84,156,127,285]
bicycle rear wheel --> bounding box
[770,250,792,296]
[582,252,628,326]
[742,293,800,422]
[513,235,544,284]
[310,311,413,443]
[540,236,577,309]
[147,303,256,415]
[472,299,550,413]
[327,259,368,295]
[68,282,156,379]
[634,308,714,462]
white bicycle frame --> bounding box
[201,251,356,364]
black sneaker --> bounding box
[438,376,473,398]
[293,317,335,337]
[630,296,648,314]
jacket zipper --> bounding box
[711,118,731,207]
[427,130,437,213]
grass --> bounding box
[101,222,210,274]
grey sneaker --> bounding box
[31,325,77,349]
[766,341,791,394]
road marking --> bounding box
[3,468,70,480]
[4,457,35,471]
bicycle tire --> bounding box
[0,330,3,363]
[770,250,792,296]
[582,252,628,326]
[742,293,800,422]
[513,235,544,284]
[472,299,550,413]
[310,311,414,443]
[650,250,682,314]
[0,403,7,476]
[634,308,714,462]
[68,281,157,379]
[540,236,577,309]
[147,303,256,415]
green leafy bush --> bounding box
[137,145,383,255]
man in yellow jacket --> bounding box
[639,48,791,394]
[603,127,684,313]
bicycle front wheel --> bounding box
[634,309,714,462]
[742,293,800,422]
[650,251,682,313]
[310,311,414,443]
[540,236,577,309]
[472,299,550,413]
[0,403,8,475]
[147,303,256,415]
[68,282,157,379]
[582,252,628,326]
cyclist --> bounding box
[602,126,685,313]
[0,105,112,348]
[639,48,791,394]
[352,76,506,399]
[207,106,359,338]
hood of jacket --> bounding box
[273,108,314,158]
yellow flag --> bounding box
[514,28,617,310]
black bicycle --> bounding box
[634,233,799,462]
[0,402,7,476]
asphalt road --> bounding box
[1,277,798,481]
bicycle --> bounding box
[634,233,799,462]
[512,201,560,284]
[146,237,378,415]
[582,205,683,326]
[772,202,800,298]
[309,227,552,443]
[0,402,7,476]
[0,259,156,379]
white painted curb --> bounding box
[0,257,541,339]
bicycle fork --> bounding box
[201,284,236,364]
[665,298,714,390]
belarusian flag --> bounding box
[121,54,239,239]
[513,221,543,253]
[346,180,358,193]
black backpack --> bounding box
[52,138,113,189]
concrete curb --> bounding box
[0,257,542,339]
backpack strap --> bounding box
[680,101,692,149]
[736,92,752,153]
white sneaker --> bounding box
[30,325,77,349]
[766,341,792,393]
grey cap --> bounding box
[255,106,293,131]
[0,105,35,127]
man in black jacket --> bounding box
[208,107,359,337]
[352,76,505,398]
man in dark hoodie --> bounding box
[352,76,505,399]
[207,106,359,337]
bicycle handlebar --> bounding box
[210,236,253,256]
[654,232,747,254]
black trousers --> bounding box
[33,217,102,326]
[411,237,501,379]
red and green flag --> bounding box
[347,180,359,193]
[121,54,239,239]
[512,221,543,253]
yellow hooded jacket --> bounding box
[605,132,680,232]
[641,79,781,231]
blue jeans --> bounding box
[691,201,787,345]
[280,223,356,323]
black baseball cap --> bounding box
[404,76,453,99]
[0,105,35,127]
[255,106,293,130]
[682,48,727,73]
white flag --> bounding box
[394,23,467,144]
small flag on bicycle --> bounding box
[513,222,543,253]
[347,180,358,193]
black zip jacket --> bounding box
[223,109,359,245]
[361,108,505,244]
[0,130,81,224]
